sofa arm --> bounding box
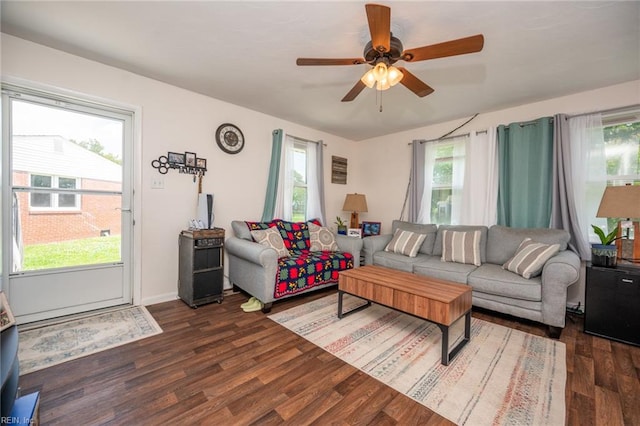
[225,237,278,267]
[362,234,393,265]
[540,250,581,328]
[335,235,364,267]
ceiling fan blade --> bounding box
[365,4,391,53]
[402,34,484,62]
[296,58,367,66]
[397,67,434,97]
[341,80,367,102]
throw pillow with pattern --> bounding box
[441,230,482,266]
[273,220,311,251]
[308,222,339,251]
[384,229,427,258]
[503,238,560,279]
[250,227,290,258]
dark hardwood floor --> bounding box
[17,289,640,425]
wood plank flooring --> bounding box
[16,289,640,425]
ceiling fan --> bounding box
[296,3,484,102]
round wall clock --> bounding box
[215,123,245,154]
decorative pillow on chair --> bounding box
[441,230,482,266]
[384,229,427,258]
[502,238,560,279]
[308,222,338,251]
[250,227,290,258]
[273,220,311,251]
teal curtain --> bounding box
[497,117,554,228]
[261,129,283,222]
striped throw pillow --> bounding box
[384,229,427,258]
[503,238,560,279]
[441,230,482,266]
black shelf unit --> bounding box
[178,229,225,307]
[584,263,640,346]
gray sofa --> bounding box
[226,220,363,312]
[362,220,581,336]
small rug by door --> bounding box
[18,306,162,375]
[269,293,566,426]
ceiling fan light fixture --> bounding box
[360,69,376,88]
[387,65,403,87]
[373,62,388,81]
[376,78,391,91]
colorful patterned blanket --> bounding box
[246,219,354,299]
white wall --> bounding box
[1,34,361,305]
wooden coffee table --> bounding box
[338,265,472,365]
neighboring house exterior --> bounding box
[12,135,122,245]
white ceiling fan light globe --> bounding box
[360,69,376,88]
[373,62,388,82]
[387,66,403,86]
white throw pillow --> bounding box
[250,227,290,258]
[384,229,427,258]
[441,230,482,266]
[503,238,560,279]
[308,222,339,251]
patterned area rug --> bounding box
[18,306,162,375]
[269,293,566,425]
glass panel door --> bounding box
[3,87,133,324]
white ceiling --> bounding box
[2,1,639,141]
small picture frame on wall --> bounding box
[185,152,197,167]
[347,228,362,238]
[361,221,381,237]
[168,151,185,165]
[196,158,207,169]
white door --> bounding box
[2,85,134,324]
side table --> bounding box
[584,263,640,346]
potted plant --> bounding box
[335,216,347,235]
[590,224,619,267]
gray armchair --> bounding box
[227,220,363,312]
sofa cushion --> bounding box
[385,229,427,258]
[503,238,560,279]
[413,256,477,284]
[308,222,338,251]
[433,225,488,263]
[441,229,482,266]
[373,251,430,273]
[232,220,270,240]
[250,227,290,258]
[468,264,541,302]
[486,225,570,265]
[391,220,438,255]
[273,220,311,251]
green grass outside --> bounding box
[22,235,121,271]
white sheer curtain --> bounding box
[306,141,325,224]
[460,128,499,225]
[274,134,295,220]
[449,136,467,224]
[417,142,437,223]
[568,113,607,248]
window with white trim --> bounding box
[29,174,80,211]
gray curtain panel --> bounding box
[408,140,426,223]
[497,117,554,228]
[550,114,590,259]
[261,129,283,222]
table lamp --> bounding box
[343,193,368,229]
[596,184,640,262]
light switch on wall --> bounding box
[151,177,164,189]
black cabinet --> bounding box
[584,264,640,346]
[178,229,225,307]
